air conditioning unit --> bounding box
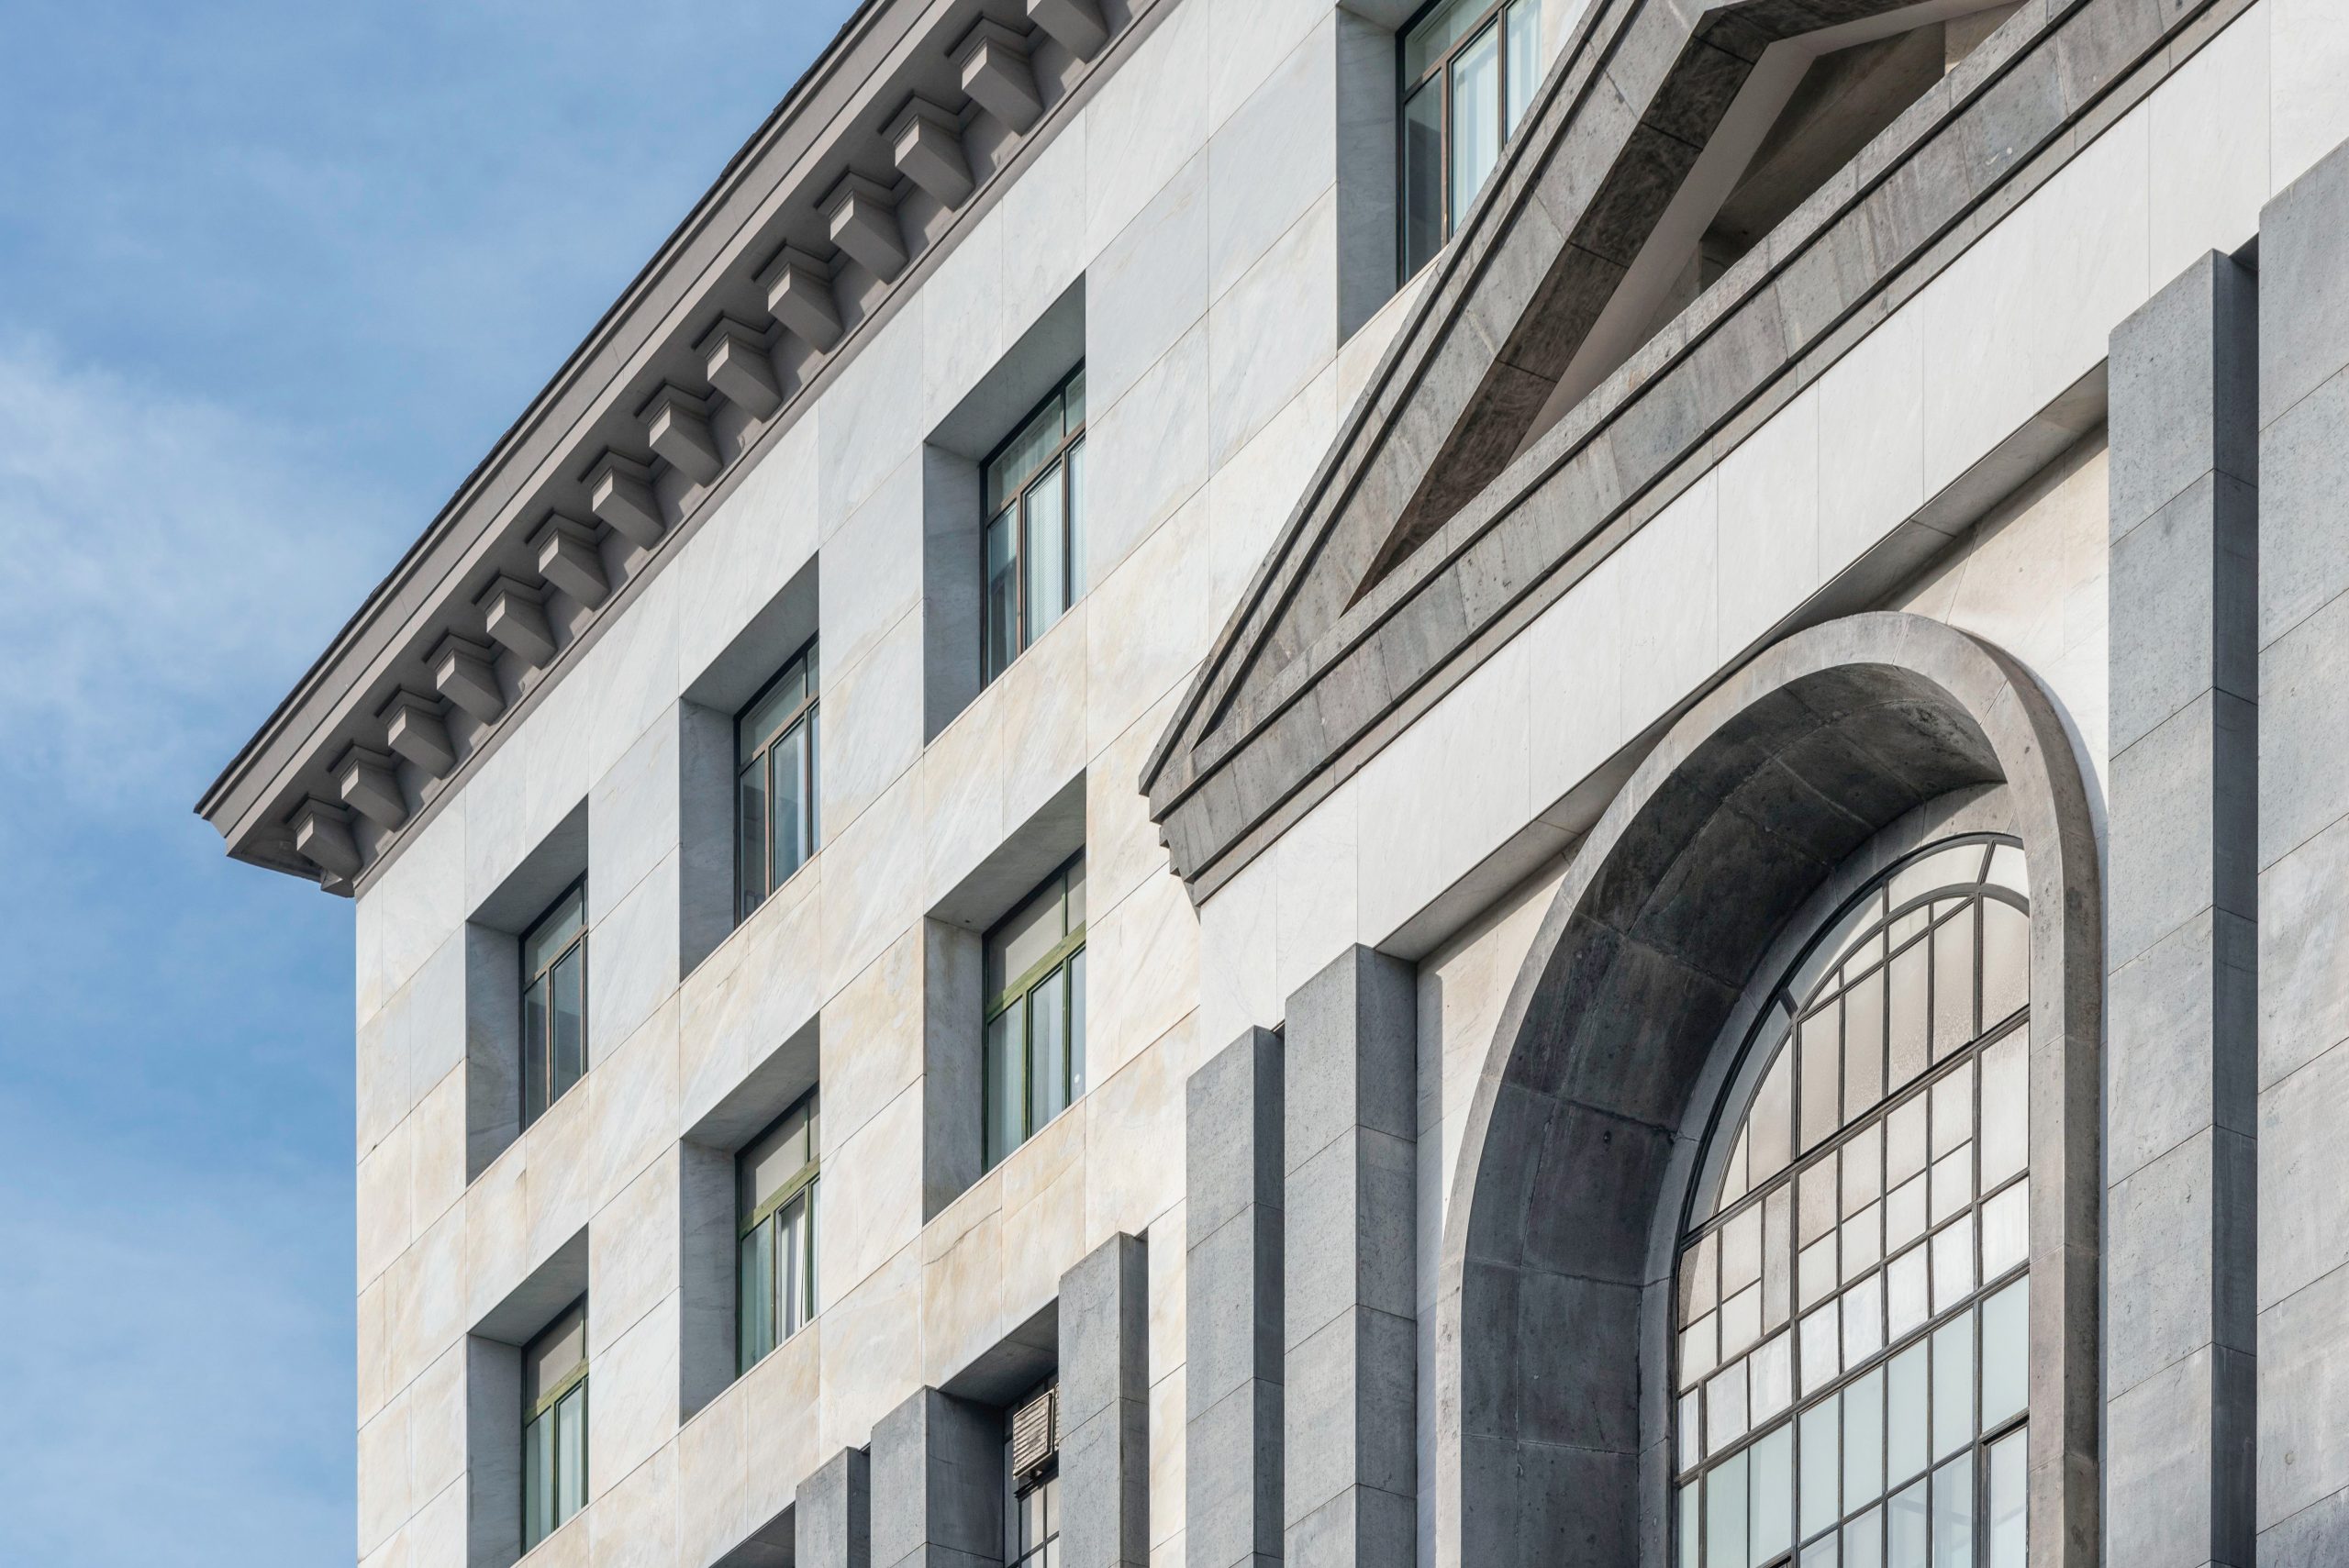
[1010,1385,1058,1482]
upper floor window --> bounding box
[983,368,1086,684]
[982,854,1086,1170]
[1003,1382,1061,1568]
[738,1089,819,1373]
[1673,837,2032,1568]
[1400,0,1541,279]
[522,1297,588,1551]
[520,882,587,1129]
[738,639,820,921]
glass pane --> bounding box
[1980,899,2028,1027]
[985,1002,1022,1167]
[1886,1176,1927,1254]
[774,722,809,882]
[1842,1272,1883,1366]
[1931,906,1976,1060]
[989,874,1068,999]
[526,1304,586,1407]
[1887,1477,1929,1568]
[1801,1005,1841,1152]
[985,506,1019,679]
[1931,1216,1975,1315]
[1887,1098,1928,1187]
[523,975,549,1124]
[1066,439,1086,600]
[1753,1331,1793,1424]
[1886,1245,1927,1342]
[1931,1063,1973,1156]
[1678,1390,1702,1474]
[1402,82,1445,275]
[1722,1284,1761,1361]
[805,706,820,851]
[1799,1397,1840,1540]
[1069,947,1087,1102]
[1978,1032,2028,1187]
[1450,23,1501,231]
[1887,940,1928,1091]
[522,1409,554,1547]
[555,1383,587,1521]
[1684,1313,1719,1389]
[1765,1187,1794,1332]
[1805,1538,1839,1568]
[1403,0,1473,80]
[1680,1483,1701,1568]
[1980,1277,2028,1428]
[740,1221,775,1370]
[1887,1341,1928,1485]
[1685,1231,1720,1324]
[739,662,807,755]
[1987,1428,2027,1568]
[1842,1202,1881,1284]
[738,757,770,917]
[1800,1236,1838,1312]
[1723,1205,1763,1296]
[1799,1160,1837,1248]
[1890,845,1980,909]
[1798,1304,1840,1396]
[550,945,585,1102]
[1031,964,1069,1129]
[1842,1368,1885,1508]
[1844,1507,1884,1568]
[1982,1179,2028,1281]
[1752,1425,1793,1566]
[1709,1448,1751,1568]
[1929,1454,1971,1568]
[1708,1359,1749,1451]
[1023,461,1068,640]
[988,394,1065,515]
[1845,968,1885,1119]
[1504,0,1539,131]
[1751,1050,1795,1187]
[1931,1316,1974,1460]
[523,887,585,978]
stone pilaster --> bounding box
[1060,1232,1149,1568]
[872,1388,1001,1568]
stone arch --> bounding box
[1434,613,2099,1567]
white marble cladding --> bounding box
[351,3,1371,1564]
[341,5,2347,1568]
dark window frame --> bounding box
[518,878,588,1130]
[520,1295,590,1551]
[735,1087,821,1375]
[980,366,1087,686]
[733,635,822,923]
[1397,0,1542,280]
[980,852,1088,1171]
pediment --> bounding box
[1142,0,2161,895]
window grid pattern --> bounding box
[982,855,1087,1172]
[736,639,819,922]
[737,1090,820,1374]
[520,881,587,1129]
[983,368,1085,685]
[1399,0,1541,278]
[1674,839,2032,1568]
[521,1299,588,1551]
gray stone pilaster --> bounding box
[1186,1027,1283,1568]
[1281,948,1416,1568]
[2256,139,2349,1565]
[796,1446,873,1568]
[2105,247,2258,1568]
[871,1388,1000,1568]
[1060,1232,1149,1568]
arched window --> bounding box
[1673,836,2033,1568]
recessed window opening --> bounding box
[737,1088,820,1374]
[521,1297,589,1551]
[520,881,587,1129]
[1399,0,1541,281]
[982,367,1086,684]
[982,853,1087,1171]
[1003,1380,1062,1568]
[736,637,820,921]
[1671,836,2032,1568]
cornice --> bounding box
[196,0,1149,890]
[1143,0,2246,902]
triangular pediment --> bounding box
[1144,0,2099,892]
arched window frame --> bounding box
[1664,827,2041,1568]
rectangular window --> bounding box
[737,638,820,921]
[737,1090,820,1373]
[1004,1382,1061,1568]
[521,1298,588,1551]
[982,855,1087,1170]
[1399,0,1542,279]
[520,882,587,1129]
[981,367,1086,684]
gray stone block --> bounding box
[1285,946,1416,1165]
[1186,1380,1283,1568]
[2107,908,2256,1184]
[2258,1041,2349,1314]
[2110,472,2258,757]
[1284,1484,1414,1568]
[870,1387,1000,1568]
[796,1447,873,1568]
[2259,591,2349,873]
[2260,817,2349,1091]
[1283,1307,1415,1525]
[1059,1232,1147,1568]
[2105,1344,2255,1568]
[2110,250,2258,539]
[1186,1207,1281,1412]
[1186,1029,1283,1247]
[2260,134,2349,425]
[2259,1261,2349,1529]
[2256,366,2349,651]
[2108,694,2252,968]
[1282,1126,1414,1347]
[2106,1128,2255,1398]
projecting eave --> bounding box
[196,0,1151,893]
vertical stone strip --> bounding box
[796,1447,874,1568]
[2256,143,2349,1563]
[1281,948,1416,1568]
[872,1387,1002,1568]
[1061,1232,1150,1568]
[1186,1027,1284,1568]
[2105,248,2258,1568]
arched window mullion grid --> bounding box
[1672,836,2034,1568]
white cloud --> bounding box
[0,334,402,807]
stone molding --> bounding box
[195,0,1162,890]
[1142,0,2251,903]
[1431,611,2102,1567]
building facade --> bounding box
[197,1,2349,1565]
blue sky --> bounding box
[0,4,858,1561]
